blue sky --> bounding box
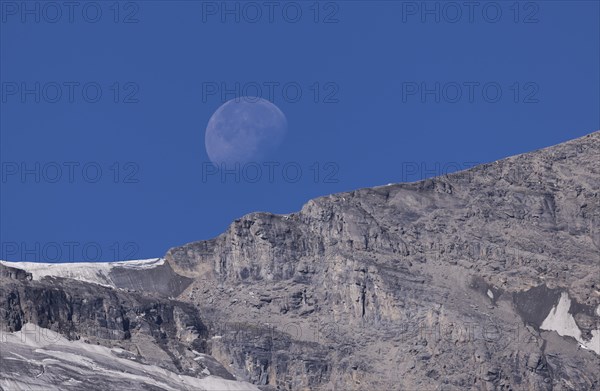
[1,1,599,262]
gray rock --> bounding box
[165,131,600,390]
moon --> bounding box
[205,97,287,168]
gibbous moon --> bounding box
[205,97,287,168]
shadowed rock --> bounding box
[108,261,193,297]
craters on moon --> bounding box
[204,97,287,169]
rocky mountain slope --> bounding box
[1,131,599,390]
[1,324,257,391]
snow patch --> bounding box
[0,258,164,287]
[584,330,600,354]
[540,292,599,355]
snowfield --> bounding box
[0,324,260,391]
[0,258,164,287]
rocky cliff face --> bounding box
[1,131,599,390]
[0,273,208,372]
[166,131,600,390]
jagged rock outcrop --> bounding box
[0,263,32,281]
[0,275,211,373]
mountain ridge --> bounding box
[1,130,599,390]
